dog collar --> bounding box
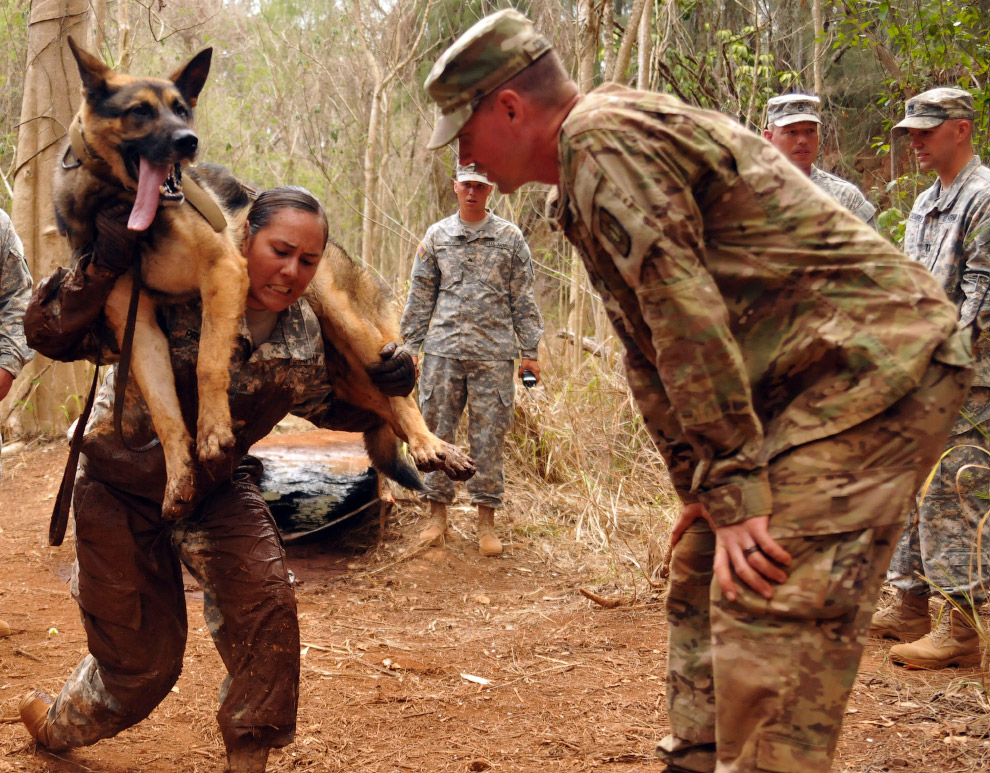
[66,118,227,233]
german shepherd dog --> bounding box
[54,38,473,518]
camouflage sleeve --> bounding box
[0,219,34,378]
[507,230,544,358]
[571,129,771,527]
[959,197,990,331]
[23,251,120,364]
[399,233,440,354]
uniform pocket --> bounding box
[74,566,142,630]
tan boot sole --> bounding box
[478,532,502,557]
[19,690,68,750]
[892,651,983,669]
[418,523,446,546]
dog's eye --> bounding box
[129,103,154,119]
[174,104,189,119]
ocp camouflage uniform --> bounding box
[24,252,376,753]
[400,212,543,507]
[810,165,877,227]
[549,83,971,772]
[0,208,34,475]
[888,155,990,603]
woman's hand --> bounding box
[365,342,416,396]
[714,516,792,602]
[670,503,792,602]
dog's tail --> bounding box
[364,423,426,492]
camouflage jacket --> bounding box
[0,208,34,380]
[400,212,544,360]
[810,165,877,227]
[550,84,969,531]
[24,253,374,503]
[904,156,990,387]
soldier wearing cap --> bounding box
[763,93,877,226]
[400,163,544,557]
[870,87,990,669]
[424,9,974,771]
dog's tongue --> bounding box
[128,158,171,231]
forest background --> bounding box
[1,0,989,564]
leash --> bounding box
[112,264,160,454]
[49,350,101,546]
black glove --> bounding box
[91,202,141,275]
[366,342,416,397]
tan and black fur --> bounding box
[55,39,472,516]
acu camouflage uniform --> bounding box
[0,208,34,475]
[400,212,543,508]
[809,165,877,226]
[549,83,971,772]
[24,252,371,754]
[888,154,990,604]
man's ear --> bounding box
[958,119,974,143]
[495,89,525,124]
[763,128,774,141]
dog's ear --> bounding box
[66,35,113,103]
[170,48,213,107]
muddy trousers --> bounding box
[659,360,970,773]
[43,457,299,753]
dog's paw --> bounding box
[163,475,196,520]
[410,440,476,481]
[437,443,476,481]
[196,422,236,462]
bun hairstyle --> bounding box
[246,186,329,250]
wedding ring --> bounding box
[742,544,761,558]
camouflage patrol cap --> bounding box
[766,94,821,127]
[455,163,492,185]
[893,87,976,134]
[424,9,552,149]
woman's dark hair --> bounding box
[246,185,329,249]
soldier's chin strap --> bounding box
[65,118,228,233]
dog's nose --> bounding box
[172,129,199,157]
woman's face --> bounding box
[243,207,325,313]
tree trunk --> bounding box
[637,0,653,90]
[576,0,597,93]
[812,0,823,96]
[6,0,95,437]
[612,0,648,84]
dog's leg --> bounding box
[388,395,476,481]
[105,277,197,517]
[194,245,248,461]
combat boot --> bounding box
[418,501,447,545]
[226,743,270,772]
[19,690,69,751]
[477,504,502,557]
[869,589,930,642]
[889,605,983,669]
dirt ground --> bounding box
[1,434,989,772]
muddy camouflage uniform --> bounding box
[809,165,877,226]
[400,213,543,507]
[0,208,34,475]
[888,155,990,603]
[23,252,376,754]
[549,84,972,772]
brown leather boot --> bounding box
[226,744,270,772]
[19,690,69,751]
[418,501,447,545]
[889,605,983,669]
[869,590,930,642]
[477,504,502,557]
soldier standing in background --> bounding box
[423,10,973,770]
[401,163,544,557]
[0,206,35,639]
[764,93,878,226]
[871,87,990,669]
